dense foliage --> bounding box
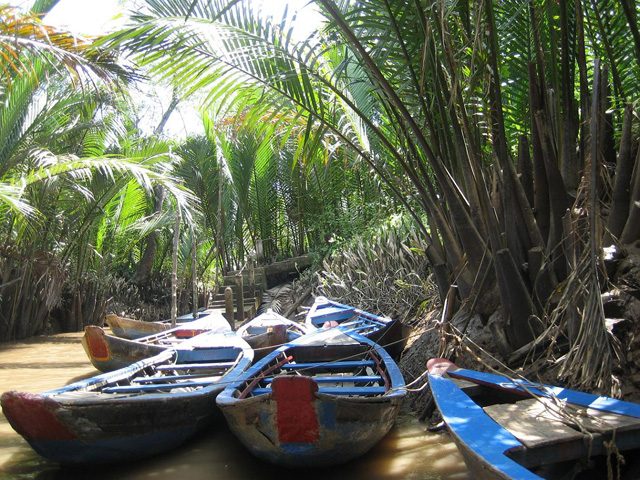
[2,0,640,395]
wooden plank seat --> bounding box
[155,362,236,371]
[261,375,382,384]
[281,360,376,370]
[251,386,387,396]
[483,397,640,468]
[103,380,216,393]
[132,374,222,383]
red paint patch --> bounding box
[1,391,77,440]
[85,326,109,361]
[272,376,319,444]
[174,329,206,338]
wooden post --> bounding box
[192,231,198,319]
[248,255,256,300]
[171,207,181,327]
[235,272,245,325]
[256,239,264,264]
[225,286,235,330]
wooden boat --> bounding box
[1,330,253,464]
[216,327,406,468]
[305,296,408,358]
[83,311,232,372]
[105,308,211,340]
[236,308,309,359]
[427,358,640,479]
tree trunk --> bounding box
[494,249,540,350]
[171,208,181,327]
[606,104,636,244]
[559,0,580,193]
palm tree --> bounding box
[103,0,640,392]
[0,4,197,340]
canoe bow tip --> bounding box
[427,358,459,375]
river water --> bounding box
[0,333,470,480]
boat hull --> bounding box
[105,311,209,340]
[305,297,408,358]
[85,312,233,372]
[105,314,171,339]
[427,358,640,480]
[218,328,406,468]
[1,389,222,464]
[82,325,166,371]
[2,332,253,464]
[220,386,402,467]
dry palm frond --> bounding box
[547,64,620,394]
[315,216,437,321]
[259,283,293,314]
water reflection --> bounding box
[0,333,470,480]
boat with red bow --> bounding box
[216,326,406,467]
[1,330,253,464]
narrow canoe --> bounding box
[236,308,310,359]
[305,296,408,358]
[427,358,640,479]
[82,311,231,372]
[1,330,253,464]
[217,327,406,467]
[105,308,211,340]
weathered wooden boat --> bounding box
[305,296,408,357]
[83,311,232,372]
[236,308,309,359]
[1,330,253,464]
[427,358,640,480]
[217,327,406,468]
[105,308,211,340]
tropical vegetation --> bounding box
[1,0,639,395]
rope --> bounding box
[434,320,625,472]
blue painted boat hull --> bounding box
[218,328,406,467]
[304,297,409,358]
[220,390,402,467]
[2,332,253,464]
[22,420,203,464]
[427,358,640,480]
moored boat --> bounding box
[236,308,309,359]
[1,330,253,464]
[427,358,640,479]
[105,308,212,340]
[82,311,232,372]
[217,327,406,468]
[305,296,408,357]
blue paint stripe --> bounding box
[429,374,541,479]
[451,369,640,419]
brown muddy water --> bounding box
[0,333,470,480]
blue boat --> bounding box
[305,296,408,357]
[427,358,640,479]
[216,326,406,468]
[1,330,253,464]
[82,310,232,372]
[236,309,310,359]
[105,308,212,340]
